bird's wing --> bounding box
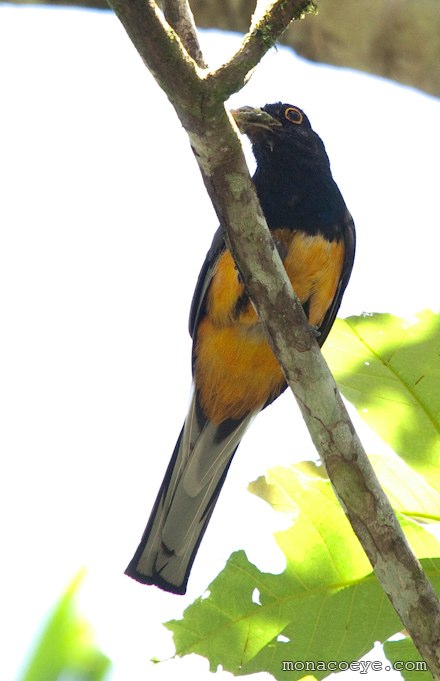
[189,227,225,339]
[126,227,257,594]
[317,210,356,346]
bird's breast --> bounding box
[275,228,345,327]
[194,228,345,423]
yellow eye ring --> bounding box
[284,107,303,125]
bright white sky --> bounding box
[1,6,439,681]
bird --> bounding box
[125,102,356,594]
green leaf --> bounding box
[383,637,432,681]
[166,466,440,679]
[323,310,440,490]
[297,452,440,523]
[19,570,111,681]
[368,450,440,522]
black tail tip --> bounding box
[124,563,188,595]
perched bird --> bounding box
[126,102,356,594]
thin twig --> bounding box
[206,0,316,99]
[162,0,207,68]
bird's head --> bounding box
[231,102,329,171]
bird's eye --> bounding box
[284,107,303,125]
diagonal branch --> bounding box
[162,0,207,68]
[108,0,202,113]
[107,0,440,676]
[206,0,317,99]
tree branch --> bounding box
[162,0,207,68]
[205,0,317,99]
[107,0,440,675]
[108,0,202,114]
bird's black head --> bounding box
[231,102,346,233]
[231,102,330,173]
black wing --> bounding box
[188,227,226,339]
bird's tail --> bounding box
[125,392,254,594]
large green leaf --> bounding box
[323,310,440,489]
[19,570,111,681]
[296,454,440,523]
[368,451,440,521]
[166,466,440,680]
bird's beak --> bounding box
[231,106,282,134]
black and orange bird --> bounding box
[126,102,356,594]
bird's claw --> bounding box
[308,324,321,338]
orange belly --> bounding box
[194,230,345,423]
